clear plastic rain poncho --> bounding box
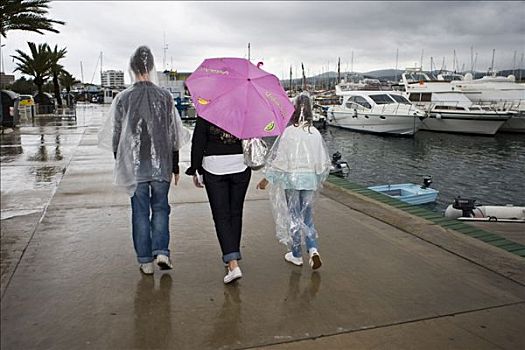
[263,94,331,250]
[98,46,190,196]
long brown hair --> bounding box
[290,93,313,132]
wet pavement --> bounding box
[1,105,524,349]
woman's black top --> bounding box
[185,117,243,175]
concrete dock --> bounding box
[1,105,524,349]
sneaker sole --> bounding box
[224,274,242,284]
[310,255,322,270]
[140,267,154,275]
[157,262,173,270]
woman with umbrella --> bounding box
[185,118,251,284]
[184,57,295,284]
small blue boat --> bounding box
[367,177,438,205]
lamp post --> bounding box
[0,43,5,74]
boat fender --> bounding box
[436,113,442,119]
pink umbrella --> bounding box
[185,58,295,139]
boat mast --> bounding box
[247,42,250,61]
[489,48,496,76]
[301,62,306,90]
[470,46,474,73]
[513,50,517,77]
[520,52,523,81]
[395,48,399,83]
[80,61,84,84]
[289,65,292,94]
[163,32,168,71]
[351,51,354,74]
[100,51,103,84]
[90,52,101,84]
[337,57,341,84]
[453,49,456,72]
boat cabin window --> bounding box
[405,72,430,82]
[347,96,371,109]
[409,93,432,102]
[434,105,466,111]
[369,94,395,105]
[389,94,412,104]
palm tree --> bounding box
[0,0,65,38]
[59,70,79,106]
[1,0,65,74]
[59,70,79,94]
[12,42,52,95]
[47,44,67,106]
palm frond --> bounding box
[1,0,65,37]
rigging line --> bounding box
[90,53,101,84]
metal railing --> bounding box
[346,102,423,117]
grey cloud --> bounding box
[4,1,524,84]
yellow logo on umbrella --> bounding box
[264,121,275,132]
[198,97,209,105]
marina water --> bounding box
[321,127,525,213]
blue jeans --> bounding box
[285,189,319,258]
[131,181,171,263]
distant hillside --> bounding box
[282,68,525,86]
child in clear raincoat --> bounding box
[257,93,331,269]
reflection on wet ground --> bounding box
[133,274,173,349]
[207,284,242,348]
[1,105,103,219]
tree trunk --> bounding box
[53,72,62,107]
[35,77,43,95]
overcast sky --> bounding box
[2,1,524,84]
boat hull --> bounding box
[420,114,507,135]
[445,204,525,222]
[367,183,438,205]
[327,111,422,136]
[499,114,525,133]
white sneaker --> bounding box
[223,267,242,284]
[156,254,173,270]
[284,252,303,266]
[139,262,154,275]
[309,250,322,270]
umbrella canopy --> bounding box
[185,58,295,139]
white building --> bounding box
[101,70,124,88]
[157,70,186,98]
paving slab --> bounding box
[259,304,525,350]
[1,105,524,350]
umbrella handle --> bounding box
[257,62,264,68]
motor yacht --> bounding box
[326,87,426,136]
[400,68,514,135]
[450,73,525,133]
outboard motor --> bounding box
[452,197,477,218]
[421,176,433,189]
[332,151,342,163]
[330,151,350,178]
